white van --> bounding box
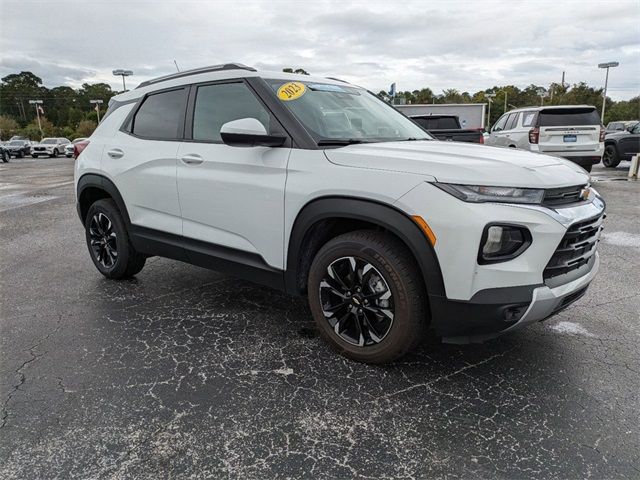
[485,106,604,172]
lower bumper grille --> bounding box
[544,214,604,280]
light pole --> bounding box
[598,61,619,123]
[485,93,496,130]
[90,99,104,123]
[536,88,547,106]
[112,69,133,92]
[28,100,44,138]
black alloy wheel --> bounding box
[319,256,395,347]
[89,212,118,269]
[308,230,428,363]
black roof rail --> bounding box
[136,63,256,89]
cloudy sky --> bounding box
[1,0,638,99]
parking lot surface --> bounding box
[1,157,639,479]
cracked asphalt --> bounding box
[1,157,639,479]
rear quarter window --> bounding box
[538,108,600,126]
[131,88,187,139]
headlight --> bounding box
[433,183,544,204]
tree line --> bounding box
[378,83,638,127]
[0,70,638,141]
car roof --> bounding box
[113,63,355,103]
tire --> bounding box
[66,154,72,158]
[51,149,58,158]
[583,163,593,173]
[308,230,428,364]
[17,151,23,158]
[602,145,620,168]
[85,199,146,279]
[32,154,38,158]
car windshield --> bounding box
[41,139,57,144]
[265,79,432,144]
[8,140,23,146]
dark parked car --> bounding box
[603,122,640,168]
[410,114,484,143]
[4,139,32,158]
[605,120,638,134]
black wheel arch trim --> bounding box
[285,196,447,303]
[77,173,132,226]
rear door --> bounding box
[536,108,601,154]
[106,87,187,236]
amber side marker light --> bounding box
[411,215,436,246]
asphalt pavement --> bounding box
[1,156,639,479]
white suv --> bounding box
[31,137,71,158]
[485,106,604,172]
[74,64,605,363]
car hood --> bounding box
[324,140,590,188]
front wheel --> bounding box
[85,199,146,279]
[602,145,620,168]
[308,230,428,363]
[51,149,58,158]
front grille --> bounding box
[543,185,586,207]
[34,147,46,151]
[544,214,604,280]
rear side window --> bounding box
[132,88,187,139]
[522,111,537,127]
[192,82,271,142]
[505,113,519,130]
[538,108,600,127]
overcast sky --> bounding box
[1,0,638,100]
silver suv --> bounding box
[485,105,604,172]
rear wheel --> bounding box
[85,199,146,279]
[602,145,620,168]
[308,230,427,363]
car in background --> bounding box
[410,114,484,143]
[5,139,33,158]
[31,137,71,158]
[65,138,88,158]
[485,105,604,172]
[603,121,640,168]
[605,120,638,134]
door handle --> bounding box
[107,148,124,159]
[180,154,204,165]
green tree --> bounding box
[0,71,47,121]
[0,115,20,140]
[282,68,310,75]
[75,120,97,138]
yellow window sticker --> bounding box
[277,82,306,101]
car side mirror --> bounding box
[220,118,286,147]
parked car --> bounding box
[31,137,71,158]
[65,138,88,158]
[4,139,32,158]
[603,122,640,168]
[75,64,604,363]
[485,105,604,172]
[410,114,484,143]
[605,120,638,134]
[0,143,9,163]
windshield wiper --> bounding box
[316,138,366,146]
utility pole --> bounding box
[90,99,104,123]
[598,62,619,123]
[485,93,496,129]
[28,100,44,139]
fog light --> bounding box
[479,224,531,264]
